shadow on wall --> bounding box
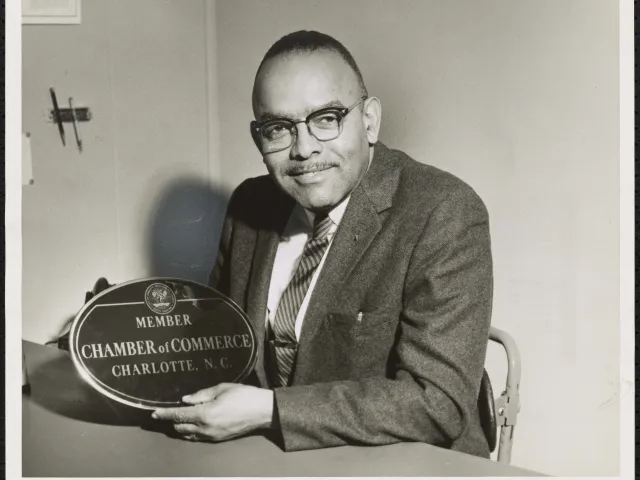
[44,178,231,346]
[146,177,231,286]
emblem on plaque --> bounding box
[145,283,177,314]
[69,278,258,410]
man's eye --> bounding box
[312,112,340,128]
[262,122,290,139]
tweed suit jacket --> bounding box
[209,142,493,457]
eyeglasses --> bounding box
[251,96,367,154]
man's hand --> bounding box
[152,383,275,442]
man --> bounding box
[153,30,493,458]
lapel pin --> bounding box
[354,234,359,242]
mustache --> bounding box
[286,162,338,175]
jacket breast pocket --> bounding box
[353,311,398,338]
[327,311,399,375]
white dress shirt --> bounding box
[266,197,350,341]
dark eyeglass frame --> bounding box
[250,96,368,153]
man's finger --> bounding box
[182,383,236,404]
[174,423,199,435]
[152,406,200,423]
[181,387,218,404]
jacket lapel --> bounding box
[245,184,294,386]
[296,143,401,367]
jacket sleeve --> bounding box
[273,185,493,452]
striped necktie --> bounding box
[271,212,334,387]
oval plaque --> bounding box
[69,278,258,410]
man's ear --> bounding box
[362,97,382,145]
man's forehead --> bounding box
[253,50,360,118]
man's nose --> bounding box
[290,122,321,160]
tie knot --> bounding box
[312,213,333,239]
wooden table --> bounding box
[22,341,542,477]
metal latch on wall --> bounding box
[49,87,91,152]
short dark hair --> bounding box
[255,30,368,97]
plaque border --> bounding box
[69,277,258,410]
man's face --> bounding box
[252,50,372,212]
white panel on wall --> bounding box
[22,133,34,185]
[22,0,81,24]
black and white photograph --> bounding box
[5,0,633,478]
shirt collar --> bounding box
[302,195,350,230]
